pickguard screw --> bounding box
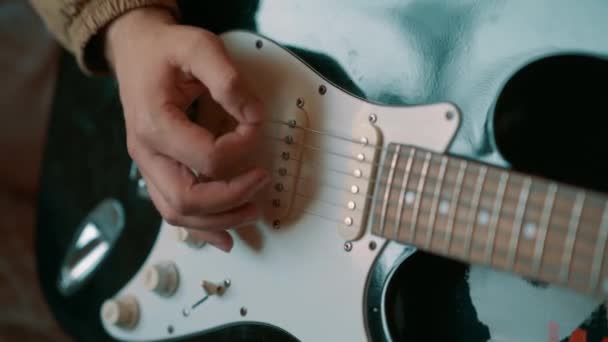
[284,135,294,144]
[224,279,231,288]
[369,241,377,251]
[319,85,327,95]
[255,40,263,49]
[287,120,297,128]
[167,325,174,334]
[369,114,377,123]
[272,220,280,229]
[446,111,455,120]
[281,152,290,160]
[344,242,353,252]
[272,199,281,208]
[275,183,284,192]
[240,307,248,317]
[296,98,305,108]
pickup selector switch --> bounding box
[101,295,139,329]
[176,227,206,248]
[143,261,179,297]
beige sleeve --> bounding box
[28,0,179,75]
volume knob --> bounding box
[143,261,179,297]
[101,295,139,329]
[176,227,206,248]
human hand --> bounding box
[104,7,269,252]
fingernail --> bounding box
[253,172,271,192]
[213,241,232,253]
[244,98,263,123]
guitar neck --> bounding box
[370,143,608,298]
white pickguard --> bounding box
[101,31,459,341]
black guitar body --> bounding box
[36,1,608,341]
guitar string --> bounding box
[257,118,598,208]
[239,120,604,246]
[264,119,385,152]
[261,121,594,201]
[278,186,603,258]
[262,140,604,227]
[262,119,602,212]
[257,126,605,245]
[263,137,597,217]
[285,194,599,287]
[209,121,602,285]
[277,167,591,216]
[282,186,602,246]
[273,154,595,206]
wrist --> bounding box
[104,7,176,70]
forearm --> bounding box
[28,0,179,75]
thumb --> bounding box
[173,29,264,124]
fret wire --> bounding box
[590,202,608,293]
[532,182,557,277]
[430,236,596,283]
[462,165,487,259]
[444,160,467,254]
[398,207,600,247]
[379,145,400,236]
[395,148,416,240]
[374,180,601,229]
[378,182,601,233]
[409,152,431,242]
[376,183,595,241]
[303,153,602,213]
[375,179,603,241]
[506,177,532,270]
[560,191,586,283]
[425,156,447,249]
[291,136,603,211]
[389,232,597,291]
[485,172,509,263]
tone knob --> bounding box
[101,295,139,329]
[176,227,206,248]
[143,261,179,297]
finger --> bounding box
[173,31,264,124]
[141,150,270,215]
[145,176,237,252]
[189,229,234,253]
[152,104,261,177]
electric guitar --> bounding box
[91,30,608,342]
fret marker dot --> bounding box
[347,201,356,210]
[524,222,537,240]
[405,191,416,205]
[360,137,369,145]
[477,210,490,225]
[353,169,362,178]
[351,185,359,194]
[439,200,450,215]
[357,153,365,161]
[344,217,353,226]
